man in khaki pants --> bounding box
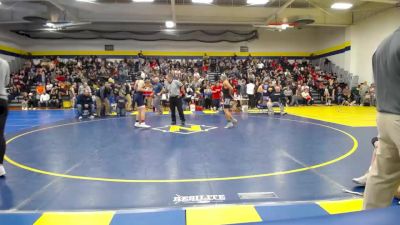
[364,27,400,209]
[0,58,10,176]
[123,82,132,112]
[95,82,111,117]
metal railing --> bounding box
[310,58,359,87]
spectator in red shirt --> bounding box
[211,81,222,110]
[202,64,209,73]
[55,71,66,82]
[231,78,239,87]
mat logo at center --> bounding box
[173,194,226,204]
[152,124,218,134]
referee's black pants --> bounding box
[169,96,185,123]
[0,99,8,164]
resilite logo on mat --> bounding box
[152,124,218,134]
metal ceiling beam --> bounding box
[46,0,66,12]
[46,0,79,21]
[171,0,176,22]
[360,0,399,4]
[2,0,80,21]
[309,23,349,27]
[264,0,296,25]
[305,0,332,16]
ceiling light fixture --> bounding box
[76,0,96,3]
[132,0,154,2]
[247,0,269,5]
[165,21,176,29]
[192,0,213,4]
[43,28,59,32]
[331,2,353,10]
[281,23,289,30]
[45,22,56,28]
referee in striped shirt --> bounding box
[164,74,186,126]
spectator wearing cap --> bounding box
[76,89,95,120]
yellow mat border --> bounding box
[4,117,358,183]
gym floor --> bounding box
[0,107,377,211]
[0,106,377,212]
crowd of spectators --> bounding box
[6,54,377,117]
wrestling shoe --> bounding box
[138,123,151,128]
[352,173,368,186]
[224,122,234,129]
[0,164,6,177]
[232,118,238,125]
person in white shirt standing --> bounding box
[0,58,10,176]
[246,79,256,109]
[256,60,264,75]
[39,92,50,107]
